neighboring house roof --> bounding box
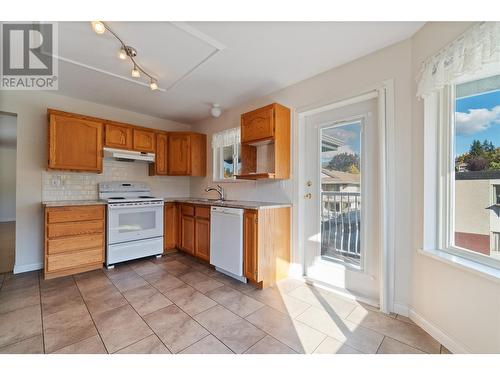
[321,168,360,185]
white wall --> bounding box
[0,113,17,221]
[410,22,500,353]
[0,91,191,273]
[191,39,414,311]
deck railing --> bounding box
[321,191,361,260]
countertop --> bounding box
[42,198,291,210]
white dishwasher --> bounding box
[210,206,246,282]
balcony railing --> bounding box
[321,191,361,265]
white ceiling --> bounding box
[55,22,424,124]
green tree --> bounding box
[327,152,360,173]
[469,139,483,157]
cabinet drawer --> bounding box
[47,206,104,223]
[47,248,103,272]
[47,220,104,238]
[181,204,194,216]
[47,233,104,255]
[195,206,210,219]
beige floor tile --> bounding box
[0,284,40,314]
[313,337,362,354]
[244,335,297,354]
[41,283,85,317]
[82,285,128,316]
[111,274,149,292]
[43,303,97,353]
[75,271,113,296]
[440,345,452,354]
[0,304,42,348]
[347,306,440,353]
[163,284,217,316]
[275,278,306,294]
[39,276,75,291]
[144,271,185,293]
[246,306,326,353]
[180,271,224,293]
[53,335,107,354]
[194,305,266,353]
[295,306,383,353]
[1,271,39,292]
[143,305,209,353]
[116,335,171,354]
[246,287,310,317]
[396,314,416,325]
[104,264,137,281]
[288,285,358,318]
[159,260,191,276]
[0,335,44,354]
[93,304,152,353]
[130,260,162,276]
[180,334,233,354]
[205,285,264,317]
[122,285,173,316]
[376,336,425,354]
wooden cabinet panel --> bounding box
[47,248,103,272]
[195,206,210,219]
[47,234,104,255]
[190,133,207,177]
[104,122,132,149]
[164,203,177,251]
[195,218,210,262]
[181,215,195,255]
[181,204,194,216]
[47,206,104,224]
[48,112,103,172]
[241,104,274,143]
[47,220,104,238]
[133,128,156,153]
[150,132,168,175]
[243,210,258,282]
[168,133,191,175]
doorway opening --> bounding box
[0,112,17,274]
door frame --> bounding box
[293,79,395,313]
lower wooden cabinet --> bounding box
[243,210,258,282]
[178,204,211,261]
[44,205,105,279]
[181,214,195,255]
[164,202,177,251]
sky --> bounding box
[321,121,361,166]
[455,89,500,156]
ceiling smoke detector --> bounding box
[210,104,222,118]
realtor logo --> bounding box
[1,22,58,90]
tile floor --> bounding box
[0,252,451,354]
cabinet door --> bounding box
[181,215,195,255]
[195,218,210,261]
[48,114,103,172]
[133,129,156,153]
[241,105,274,143]
[104,122,132,149]
[150,133,167,175]
[168,133,191,175]
[243,210,258,282]
[164,203,177,251]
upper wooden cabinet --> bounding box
[104,122,133,150]
[47,110,103,173]
[133,128,156,153]
[168,132,206,176]
[150,132,168,176]
[237,103,290,180]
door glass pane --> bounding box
[320,121,362,267]
[453,75,500,262]
[118,211,156,232]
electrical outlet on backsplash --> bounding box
[42,159,190,201]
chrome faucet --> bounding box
[205,185,225,201]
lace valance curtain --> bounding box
[211,127,240,148]
[416,22,500,99]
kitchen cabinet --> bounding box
[236,103,290,180]
[178,204,211,261]
[149,132,168,176]
[104,122,133,150]
[168,132,206,176]
[133,128,156,153]
[164,202,177,251]
[243,207,291,288]
[181,214,195,255]
[47,110,103,173]
[44,205,105,279]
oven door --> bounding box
[107,203,163,244]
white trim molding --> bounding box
[13,262,43,274]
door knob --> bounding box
[304,193,312,199]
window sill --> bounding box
[212,178,252,184]
[417,248,500,284]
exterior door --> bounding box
[302,96,380,303]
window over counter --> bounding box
[212,127,241,182]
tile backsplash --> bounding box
[42,159,189,201]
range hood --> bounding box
[103,147,155,163]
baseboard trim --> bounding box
[409,308,471,354]
[13,262,43,274]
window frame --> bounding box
[212,142,241,183]
[432,73,500,270]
